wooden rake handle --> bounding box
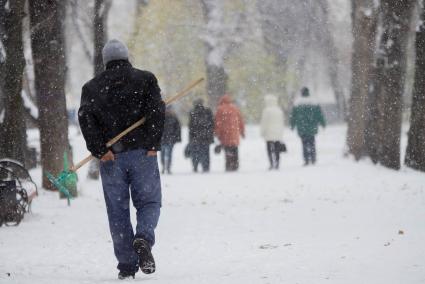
[71,77,204,172]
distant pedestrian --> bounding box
[161,106,181,174]
[290,87,326,165]
[214,95,245,171]
[188,99,214,172]
[260,95,284,170]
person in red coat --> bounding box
[214,95,245,171]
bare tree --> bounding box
[129,0,149,47]
[200,0,244,109]
[405,0,425,171]
[346,0,378,160]
[93,0,111,76]
[257,0,347,117]
[87,0,111,180]
[0,0,5,110]
[373,0,415,169]
[69,0,93,62]
[316,0,347,120]
[0,0,27,164]
[29,0,71,190]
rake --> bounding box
[46,78,204,204]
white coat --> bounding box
[260,95,284,141]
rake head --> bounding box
[45,152,77,205]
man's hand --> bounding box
[101,150,115,162]
[147,150,157,157]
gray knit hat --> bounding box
[102,39,129,66]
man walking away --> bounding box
[290,87,326,166]
[260,95,285,170]
[214,95,245,171]
[78,39,165,280]
[161,106,181,174]
[188,99,214,172]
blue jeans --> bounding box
[190,144,210,172]
[300,135,316,164]
[99,149,161,273]
[160,144,174,172]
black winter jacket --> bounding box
[161,111,181,145]
[188,104,214,145]
[78,60,165,158]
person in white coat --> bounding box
[260,95,285,170]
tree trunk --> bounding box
[205,63,228,110]
[129,0,149,49]
[405,0,425,171]
[0,0,6,102]
[0,0,27,164]
[365,58,385,164]
[88,0,111,180]
[318,0,346,120]
[200,0,228,110]
[29,0,70,190]
[322,34,347,121]
[346,0,378,160]
[375,0,414,170]
[93,0,111,76]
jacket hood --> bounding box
[265,95,278,107]
[219,95,232,105]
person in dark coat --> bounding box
[290,87,326,166]
[160,106,181,174]
[78,39,165,280]
[188,99,214,172]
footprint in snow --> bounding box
[259,244,278,249]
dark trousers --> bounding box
[160,144,174,173]
[266,141,280,169]
[99,149,161,273]
[191,144,210,172]
[300,135,316,164]
[224,146,239,171]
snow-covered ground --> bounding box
[1,125,424,283]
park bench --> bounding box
[0,159,38,226]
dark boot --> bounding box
[133,238,156,274]
[118,271,135,280]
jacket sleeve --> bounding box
[207,110,215,143]
[142,73,165,151]
[238,110,245,137]
[260,110,267,138]
[214,109,222,139]
[78,85,109,159]
[281,109,285,126]
[316,106,326,128]
[175,116,182,143]
[289,108,296,130]
[188,111,194,143]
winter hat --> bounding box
[102,39,129,66]
[219,94,232,105]
[301,87,310,97]
[193,98,204,107]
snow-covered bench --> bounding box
[0,159,38,226]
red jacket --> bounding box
[214,95,245,146]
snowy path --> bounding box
[1,126,424,283]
